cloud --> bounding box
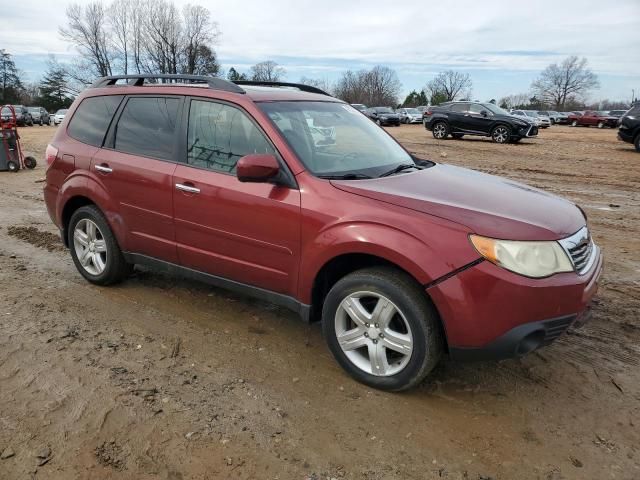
[2,0,638,99]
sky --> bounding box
[2,0,639,103]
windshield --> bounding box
[56,109,68,115]
[260,101,415,177]
[483,103,510,115]
[375,107,394,114]
[28,107,39,112]
[405,108,420,114]
[523,110,538,117]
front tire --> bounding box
[491,125,511,143]
[68,205,130,285]
[322,267,443,391]
[432,121,449,139]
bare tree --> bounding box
[334,66,401,106]
[182,4,219,75]
[531,56,599,110]
[250,61,286,82]
[108,0,131,73]
[60,3,113,79]
[498,92,533,110]
[425,70,472,102]
[299,76,332,92]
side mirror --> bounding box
[480,110,488,117]
[236,154,280,183]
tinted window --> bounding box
[114,97,180,161]
[468,104,484,114]
[450,103,468,113]
[68,96,123,147]
[187,100,275,174]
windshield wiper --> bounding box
[378,163,423,178]
[317,173,373,180]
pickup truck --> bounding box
[569,110,618,128]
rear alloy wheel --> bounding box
[432,121,449,139]
[69,205,130,285]
[322,267,443,391]
[491,125,511,144]
[572,120,578,127]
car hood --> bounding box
[331,164,585,241]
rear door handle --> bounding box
[95,164,112,174]
[175,183,200,194]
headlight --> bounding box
[470,235,574,278]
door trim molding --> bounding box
[123,253,311,322]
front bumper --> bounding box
[428,246,603,361]
[617,129,634,143]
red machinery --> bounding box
[1,104,37,172]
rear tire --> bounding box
[432,121,449,139]
[322,267,443,391]
[68,205,130,286]
[597,121,604,129]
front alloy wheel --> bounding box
[572,120,578,127]
[492,125,510,143]
[323,267,443,391]
[335,292,413,377]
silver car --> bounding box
[397,108,423,124]
[53,109,68,125]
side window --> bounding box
[187,100,276,174]
[114,97,180,161]
[68,96,123,147]
[468,104,484,114]
[450,103,468,113]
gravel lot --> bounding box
[0,124,638,479]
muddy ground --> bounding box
[0,125,638,480]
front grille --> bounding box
[558,226,596,275]
[568,239,593,272]
[541,316,574,345]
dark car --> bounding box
[617,104,640,152]
[44,74,602,391]
[1,105,33,126]
[28,106,51,126]
[424,101,538,143]
[366,107,401,126]
[607,110,627,119]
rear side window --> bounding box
[68,96,123,147]
[450,103,468,113]
[114,97,180,161]
[186,100,276,174]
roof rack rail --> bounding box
[90,74,245,94]
[232,80,331,97]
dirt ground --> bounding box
[0,124,638,480]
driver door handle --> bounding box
[175,183,200,194]
[95,164,112,174]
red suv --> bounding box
[44,75,603,391]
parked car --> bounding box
[607,110,627,119]
[617,104,640,152]
[366,107,401,126]
[510,109,541,127]
[523,110,550,128]
[415,105,429,115]
[350,104,367,113]
[53,109,68,125]
[28,106,50,126]
[552,111,569,124]
[397,108,423,124]
[425,102,538,143]
[44,74,602,391]
[570,110,618,128]
[1,105,33,126]
[538,110,564,125]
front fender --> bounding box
[298,221,477,304]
